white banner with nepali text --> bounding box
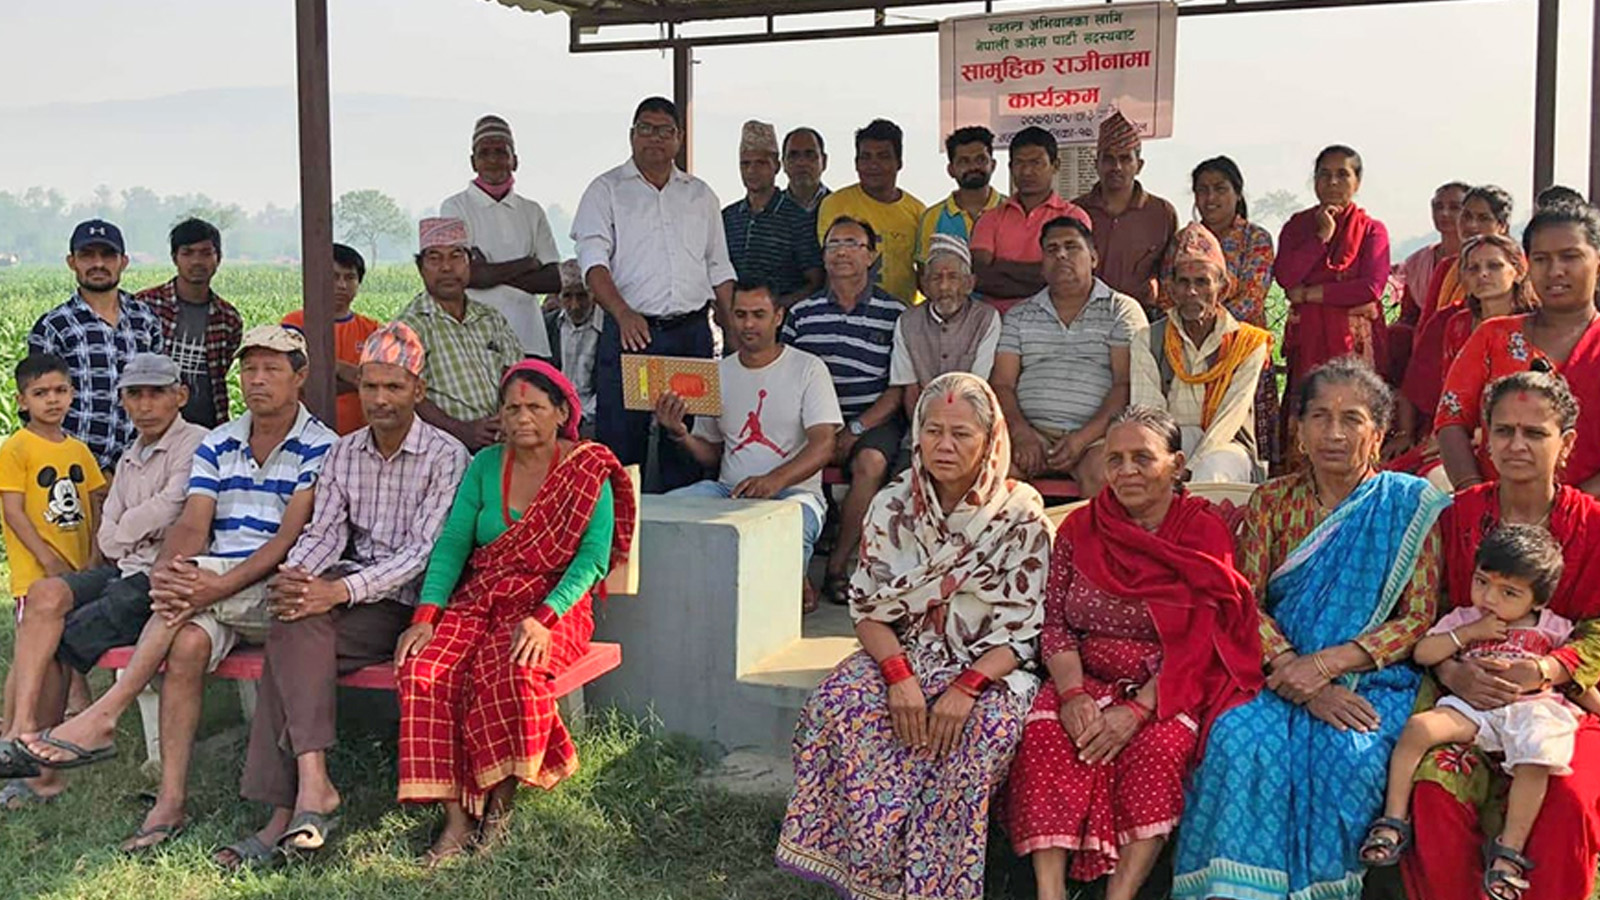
[937,1,1177,150]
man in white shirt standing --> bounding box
[440,115,562,359]
[572,96,737,491]
[655,283,841,612]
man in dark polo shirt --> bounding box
[723,120,823,308]
[782,216,903,604]
[1073,110,1178,318]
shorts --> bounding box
[847,416,906,467]
[1436,693,1581,775]
[55,567,155,673]
[185,556,272,672]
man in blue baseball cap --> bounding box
[26,220,166,472]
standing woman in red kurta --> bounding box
[1005,405,1262,900]
[1275,145,1392,465]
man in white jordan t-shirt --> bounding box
[439,115,563,358]
[655,283,842,611]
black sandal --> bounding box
[1482,838,1535,900]
[1358,816,1412,867]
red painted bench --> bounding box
[94,642,623,765]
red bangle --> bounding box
[1058,685,1090,703]
[1118,697,1154,722]
[879,654,914,686]
[410,604,443,626]
[951,668,993,698]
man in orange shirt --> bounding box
[282,244,381,434]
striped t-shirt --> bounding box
[997,279,1148,433]
[189,404,336,559]
[782,286,904,420]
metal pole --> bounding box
[1591,0,1600,201]
[673,44,693,172]
[296,0,337,424]
[1533,0,1559,197]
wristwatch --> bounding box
[848,420,866,437]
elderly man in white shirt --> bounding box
[571,95,737,491]
[1130,223,1271,484]
[440,115,563,359]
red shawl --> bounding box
[1063,489,1264,748]
[1442,484,1600,674]
[1562,318,1600,487]
[457,441,636,620]
[1326,203,1375,273]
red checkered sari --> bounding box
[397,441,635,814]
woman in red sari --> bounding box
[394,361,635,862]
[1436,201,1600,495]
[1005,405,1262,900]
[1275,145,1392,466]
[1402,370,1600,900]
[1392,186,1516,459]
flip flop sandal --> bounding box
[1482,838,1536,900]
[277,810,340,852]
[1358,816,1412,867]
[21,729,116,770]
[0,778,58,811]
[215,834,281,872]
[121,821,186,855]
[0,740,41,779]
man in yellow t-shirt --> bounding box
[816,118,924,305]
[1,354,107,601]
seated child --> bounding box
[1360,523,1600,900]
[0,354,107,730]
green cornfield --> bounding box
[0,263,424,434]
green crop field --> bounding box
[0,263,425,434]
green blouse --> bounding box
[417,444,616,617]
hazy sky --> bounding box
[2,0,1595,244]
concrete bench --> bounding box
[94,642,623,764]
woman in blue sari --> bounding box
[1173,358,1449,900]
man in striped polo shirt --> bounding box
[783,216,904,603]
[722,120,823,308]
[18,324,336,852]
[992,216,1147,499]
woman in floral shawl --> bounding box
[775,372,1053,900]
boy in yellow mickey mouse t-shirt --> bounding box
[1,354,107,606]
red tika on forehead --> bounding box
[944,391,957,405]
[1518,391,1532,403]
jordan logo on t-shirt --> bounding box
[731,390,786,457]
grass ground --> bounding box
[0,575,838,900]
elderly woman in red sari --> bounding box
[776,372,1053,900]
[1436,201,1600,495]
[1402,370,1600,900]
[394,361,635,863]
[1392,186,1517,460]
[1005,405,1263,900]
[1275,145,1392,466]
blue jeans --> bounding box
[668,480,824,571]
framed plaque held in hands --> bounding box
[620,354,722,416]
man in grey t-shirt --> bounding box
[655,284,842,611]
[991,216,1146,498]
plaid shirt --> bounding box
[133,280,244,427]
[396,293,522,422]
[286,418,469,606]
[27,292,165,471]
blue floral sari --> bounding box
[1172,472,1450,900]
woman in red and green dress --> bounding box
[395,360,634,863]
[1403,369,1600,900]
